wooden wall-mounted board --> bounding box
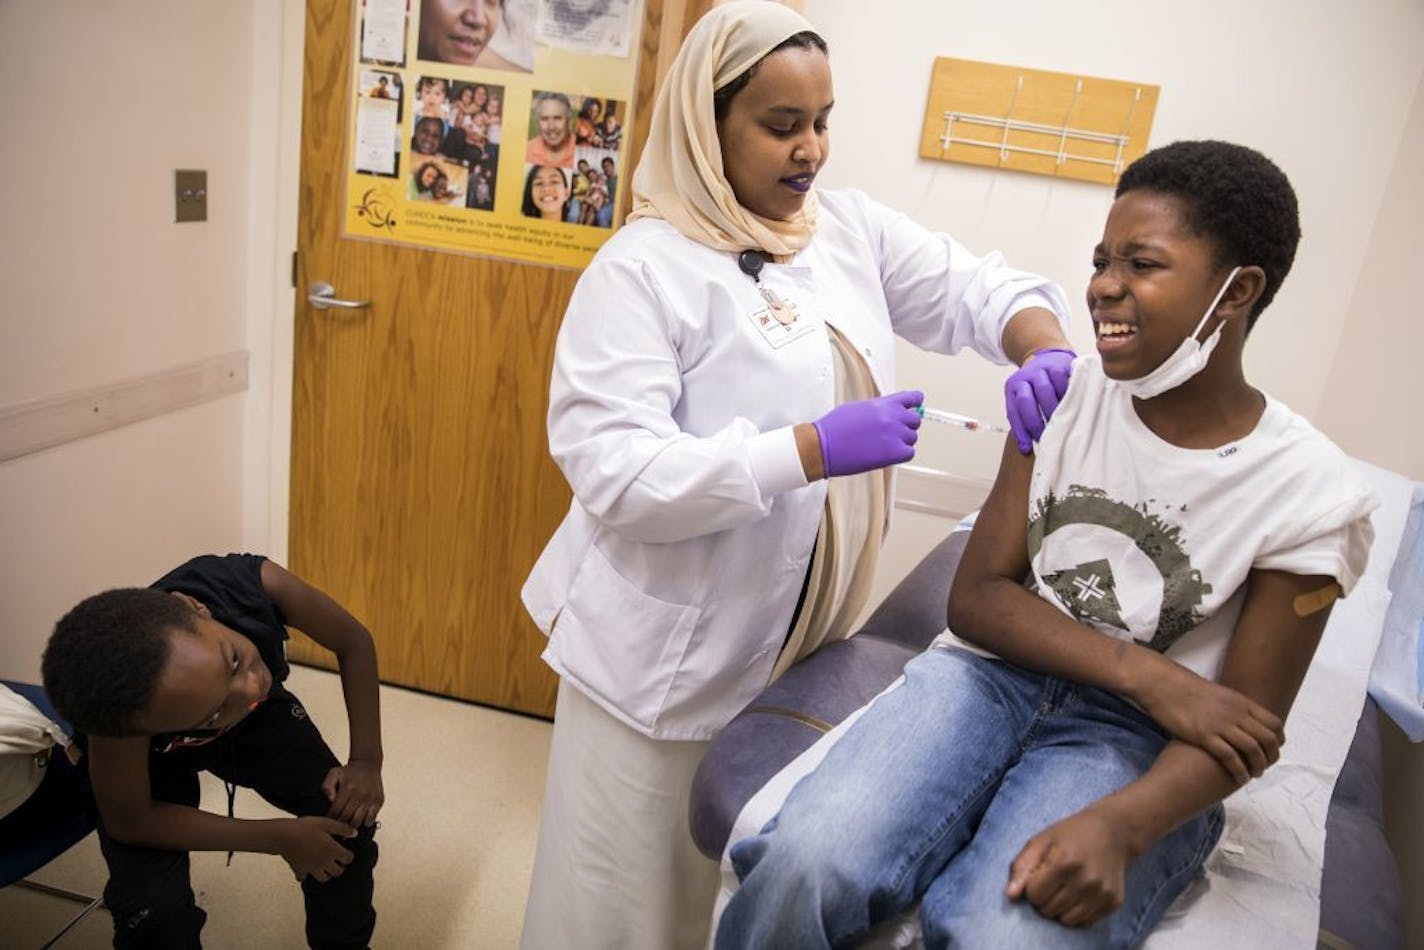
[918,57,1159,186]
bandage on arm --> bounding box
[1293,582,1341,617]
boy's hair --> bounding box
[1115,140,1300,330]
[42,588,198,737]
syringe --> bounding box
[916,405,1009,434]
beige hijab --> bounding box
[629,1,821,255]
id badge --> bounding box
[747,292,818,349]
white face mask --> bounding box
[1119,266,1242,399]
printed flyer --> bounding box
[345,0,642,268]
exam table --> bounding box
[690,527,1408,949]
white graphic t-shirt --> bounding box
[946,356,1379,681]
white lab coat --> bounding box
[521,188,1069,740]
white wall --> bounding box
[0,2,270,680]
[1316,74,1424,479]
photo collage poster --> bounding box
[345,0,642,268]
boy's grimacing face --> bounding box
[133,594,272,738]
[1088,190,1229,380]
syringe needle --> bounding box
[916,405,1009,434]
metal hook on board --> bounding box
[934,70,1146,177]
[998,76,1024,164]
[1056,79,1084,167]
[940,112,956,155]
[1113,87,1143,173]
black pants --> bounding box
[97,686,378,949]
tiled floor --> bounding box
[1,665,552,948]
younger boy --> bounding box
[42,553,383,949]
[716,141,1379,948]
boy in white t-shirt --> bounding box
[717,141,1380,949]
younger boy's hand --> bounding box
[278,816,357,883]
[323,761,384,828]
[1131,657,1283,785]
[1006,807,1130,927]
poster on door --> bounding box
[343,0,642,269]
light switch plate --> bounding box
[175,169,207,222]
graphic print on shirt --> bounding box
[1040,557,1129,633]
[1027,485,1213,653]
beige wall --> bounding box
[0,2,272,679]
[1316,74,1424,480]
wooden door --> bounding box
[288,0,680,717]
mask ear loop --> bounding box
[1191,266,1243,343]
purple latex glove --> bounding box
[1005,348,1076,454]
[812,390,924,478]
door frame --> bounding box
[243,0,307,566]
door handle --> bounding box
[307,281,370,311]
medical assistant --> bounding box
[522,187,1071,740]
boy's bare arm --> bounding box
[1072,567,1332,847]
[1006,568,1336,926]
[260,559,384,826]
[950,439,1281,780]
[951,438,1160,695]
[88,735,357,881]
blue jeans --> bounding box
[717,647,1223,950]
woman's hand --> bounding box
[810,390,923,478]
[1129,654,1283,784]
[1006,806,1132,927]
[1005,348,1075,454]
